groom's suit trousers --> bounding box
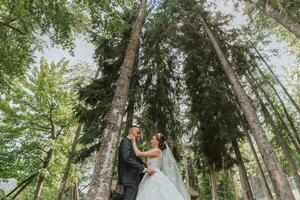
[123,185,138,200]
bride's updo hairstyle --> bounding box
[155,133,167,150]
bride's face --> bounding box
[151,135,159,147]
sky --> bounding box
[34,36,96,67]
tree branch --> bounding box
[0,21,25,34]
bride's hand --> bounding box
[129,134,136,142]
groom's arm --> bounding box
[120,139,145,173]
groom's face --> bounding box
[130,127,141,139]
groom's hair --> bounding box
[128,124,141,134]
[130,124,140,129]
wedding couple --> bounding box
[117,125,190,200]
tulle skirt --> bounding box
[136,171,186,200]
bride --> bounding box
[129,133,190,200]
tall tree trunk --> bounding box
[246,74,300,195]
[209,167,217,200]
[182,150,190,189]
[264,3,300,38]
[255,66,300,146]
[271,85,300,146]
[34,149,53,200]
[244,0,300,38]
[251,45,300,115]
[57,124,82,200]
[125,47,139,132]
[232,139,254,200]
[71,180,80,200]
[237,108,274,200]
[248,71,300,155]
[199,15,295,199]
[86,1,148,199]
[245,134,274,200]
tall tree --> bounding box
[245,133,274,200]
[199,13,295,199]
[87,1,148,199]
[246,73,300,195]
[232,139,254,200]
[243,0,300,38]
[252,45,300,115]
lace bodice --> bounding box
[146,149,162,171]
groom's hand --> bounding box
[145,168,157,176]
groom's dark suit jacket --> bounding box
[118,137,146,186]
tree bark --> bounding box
[264,3,300,39]
[199,16,295,199]
[57,124,82,200]
[248,71,300,155]
[34,149,53,200]
[209,167,217,200]
[244,0,300,38]
[245,134,274,200]
[246,74,300,196]
[86,1,148,199]
[70,180,80,200]
[232,139,254,200]
[125,49,139,132]
[252,45,300,115]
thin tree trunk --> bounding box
[57,124,82,200]
[71,180,80,200]
[58,57,102,199]
[0,21,25,34]
[11,173,38,199]
[246,74,300,195]
[251,45,300,115]
[86,1,148,199]
[94,65,101,80]
[245,134,274,200]
[248,71,300,155]
[223,170,226,200]
[271,86,300,146]
[255,66,300,146]
[34,149,53,200]
[232,139,254,200]
[199,15,295,199]
[209,167,217,200]
[7,173,38,200]
[4,172,37,199]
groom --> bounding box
[117,125,156,200]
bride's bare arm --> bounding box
[131,139,160,158]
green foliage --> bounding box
[0,58,81,198]
[0,0,86,89]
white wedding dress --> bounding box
[136,149,190,200]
